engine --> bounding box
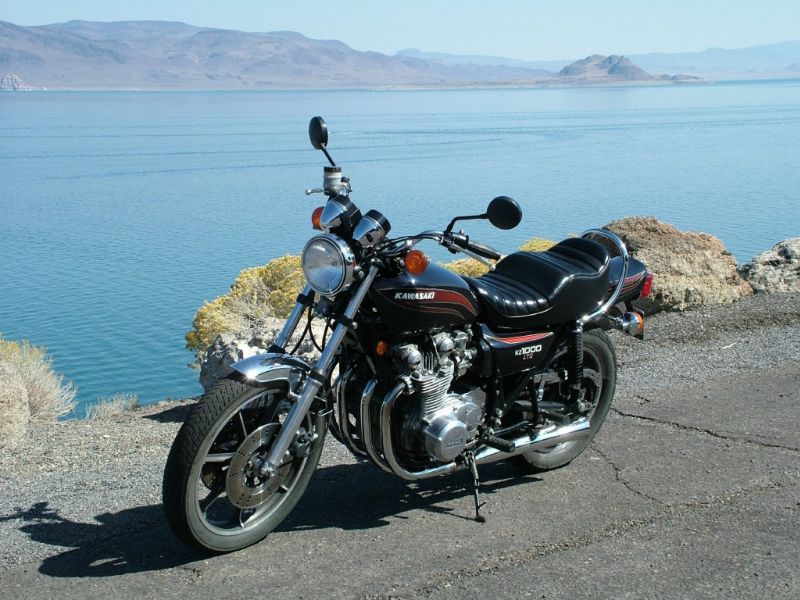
[392,329,486,463]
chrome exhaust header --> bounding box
[372,383,593,481]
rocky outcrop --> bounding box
[0,363,29,451]
[739,238,800,293]
[199,317,325,391]
[0,73,33,91]
[558,55,654,81]
[605,217,753,313]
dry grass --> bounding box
[84,393,140,420]
[186,255,304,351]
[0,336,76,420]
[185,236,559,353]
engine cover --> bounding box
[422,391,484,462]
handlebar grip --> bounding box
[449,234,502,260]
[466,240,502,261]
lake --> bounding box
[1,80,799,414]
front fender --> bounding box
[226,352,311,388]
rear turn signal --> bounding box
[639,271,654,299]
[311,206,324,230]
[375,340,389,356]
[404,250,429,275]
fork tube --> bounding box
[273,284,313,350]
[260,266,379,476]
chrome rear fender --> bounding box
[227,353,311,389]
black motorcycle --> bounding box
[163,117,653,552]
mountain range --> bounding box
[1,20,795,90]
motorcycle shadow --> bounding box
[280,458,542,531]
[1,460,540,579]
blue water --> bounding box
[1,81,799,414]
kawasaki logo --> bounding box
[394,292,435,301]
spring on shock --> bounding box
[566,321,583,404]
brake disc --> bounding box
[226,423,293,509]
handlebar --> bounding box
[449,233,503,261]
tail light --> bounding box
[639,271,653,299]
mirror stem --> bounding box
[444,213,487,235]
[320,146,336,167]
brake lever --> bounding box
[304,188,324,195]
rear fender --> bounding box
[226,353,311,390]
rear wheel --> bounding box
[163,379,326,553]
[512,328,616,473]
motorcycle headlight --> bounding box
[301,234,356,296]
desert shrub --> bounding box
[84,393,139,420]
[186,255,304,352]
[518,237,555,252]
[442,258,490,277]
[0,336,76,420]
[185,238,557,354]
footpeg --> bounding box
[483,434,516,453]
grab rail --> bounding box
[579,229,630,324]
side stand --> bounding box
[464,450,486,523]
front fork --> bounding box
[258,265,379,477]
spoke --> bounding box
[200,485,225,514]
[205,452,235,463]
[583,368,601,387]
[238,411,248,438]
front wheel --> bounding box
[512,328,617,473]
[162,379,326,553]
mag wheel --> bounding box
[512,329,617,473]
[163,379,326,553]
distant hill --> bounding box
[558,54,653,80]
[0,20,553,89]
[395,48,565,74]
[630,40,800,78]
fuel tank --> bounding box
[370,263,479,335]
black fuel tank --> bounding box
[370,263,479,335]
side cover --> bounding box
[480,325,556,376]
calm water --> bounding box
[1,81,799,414]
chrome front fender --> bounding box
[227,353,311,388]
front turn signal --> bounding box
[404,250,429,275]
[311,206,324,230]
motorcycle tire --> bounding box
[512,328,617,473]
[163,379,326,553]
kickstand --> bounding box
[464,450,486,523]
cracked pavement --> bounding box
[1,295,798,598]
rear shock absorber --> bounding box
[566,321,589,412]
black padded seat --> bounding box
[465,238,610,330]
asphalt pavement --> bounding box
[1,305,798,599]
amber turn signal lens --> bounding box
[311,206,324,230]
[404,250,429,275]
[375,340,389,356]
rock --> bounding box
[738,238,800,293]
[0,73,33,91]
[198,317,326,391]
[0,363,30,451]
[605,217,753,313]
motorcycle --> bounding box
[163,117,653,552]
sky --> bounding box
[2,0,798,60]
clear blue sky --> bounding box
[2,0,798,60]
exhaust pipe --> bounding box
[377,383,593,481]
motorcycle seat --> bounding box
[465,237,610,329]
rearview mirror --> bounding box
[486,196,522,230]
[308,116,328,149]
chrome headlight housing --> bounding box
[301,234,356,296]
